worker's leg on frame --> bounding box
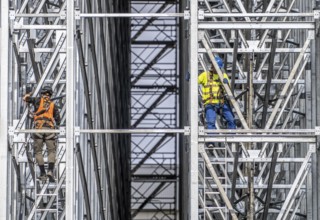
[33,137,47,180]
[46,138,56,166]
[222,104,236,129]
[205,104,217,130]
[34,138,45,166]
[45,137,57,182]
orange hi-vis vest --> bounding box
[34,97,55,129]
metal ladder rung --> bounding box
[205,176,226,180]
[35,193,58,196]
[212,147,226,150]
[211,162,227,164]
[205,191,220,195]
[205,207,228,210]
[36,209,58,212]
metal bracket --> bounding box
[314,10,320,19]
[60,11,66,20]
[8,126,15,136]
[315,127,320,150]
[277,143,283,153]
[198,10,204,20]
[198,31,205,40]
[75,9,80,20]
[199,143,205,153]
[310,144,316,153]
[75,126,80,136]
[199,126,205,135]
[308,30,315,40]
[59,126,66,136]
[9,10,15,20]
[184,10,190,20]
[313,11,320,37]
[75,126,80,143]
[184,126,190,135]
[231,143,236,152]
[315,126,320,136]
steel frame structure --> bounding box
[185,0,320,219]
[1,0,131,219]
[2,0,320,220]
[130,0,180,219]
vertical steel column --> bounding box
[66,0,75,218]
[0,0,9,218]
[315,2,320,220]
[189,0,198,219]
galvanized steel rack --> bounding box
[1,0,320,220]
[185,0,320,219]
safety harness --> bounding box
[33,97,55,129]
[202,72,224,105]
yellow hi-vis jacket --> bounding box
[198,71,229,105]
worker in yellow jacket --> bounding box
[198,58,236,130]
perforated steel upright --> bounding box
[184,0,320,219]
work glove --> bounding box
[223,78,229,84]
[23,93,30,101]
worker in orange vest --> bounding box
[23,86,61,182]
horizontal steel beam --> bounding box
[198,22,315,29]
[14,13,61,17]
[13,128,185,134]
[203,129,316,133]
[80,13,184,18]
[13,128,318,135]
[201,158,307,163]
[204,12,314,18]
[201,184,306,189]
[198,48,310,53]
[13,12,315,19]
[131,41,176,45]
[132,174,177,181]
[199,136,316,143]
[13,24,66,30]
[233,79,305,84]
[19,48,66,53]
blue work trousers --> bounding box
[205,103,236,129]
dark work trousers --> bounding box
[32,127,57,166]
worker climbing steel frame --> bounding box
[188,0,320,219]
[2,0,180,219]
[1,0,74,219]
[2,0,320,220]
[2,0,132,219]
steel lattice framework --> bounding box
[1,0,131,219]
[2,0,320,220]
[130,0,180,219]
[185,0,320,219]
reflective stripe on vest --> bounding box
[34,97,54,128]
[202,73,223,105]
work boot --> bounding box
[47,170,55,183]
[37,173,47,181]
